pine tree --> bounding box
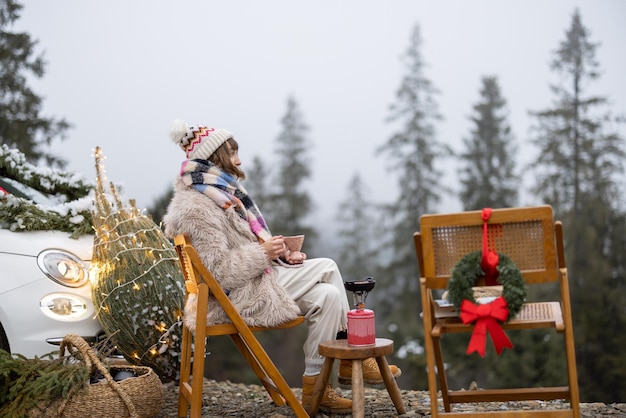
[334,172,380,282]
[0,0,70,167]
[375,23,446,389]
[244,155,273,222]
[530,9,624,215]
[268,96,316,243]
[146,187,173,226]
[439,77,521,392]
[458,76,518,210]
[529,9,626,403]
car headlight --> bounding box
[37,249,90,288]
[40,293,90,320]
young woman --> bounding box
[163,120,400,414]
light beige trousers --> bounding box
[274,257,351,375]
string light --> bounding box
[92,255,180,316]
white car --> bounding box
[0,175,103,358]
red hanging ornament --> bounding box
[481,208,500,286]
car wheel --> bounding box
[0,322,9,353]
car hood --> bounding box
[0,229,94,260]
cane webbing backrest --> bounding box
[420,206,558,288]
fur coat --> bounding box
[163,178,300,331]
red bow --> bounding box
[460,296,513,356]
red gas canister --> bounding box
[347,308,376,346]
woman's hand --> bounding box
[261,235,286,260]
[261,236,307,264]
[284,250,307,264]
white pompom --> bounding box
[169,119,188,144]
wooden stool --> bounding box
[308,338,406,418]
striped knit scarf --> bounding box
[180,159,272,243]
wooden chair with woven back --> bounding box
[413,205,580,417]
[173,234,308,418]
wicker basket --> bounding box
[30,334,164,418]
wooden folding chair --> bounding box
[414,206,580,417]
[173,234,308,418]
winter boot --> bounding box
[301,374,352,414]
[338,357,402,385]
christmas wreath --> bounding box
[445,208,526,357]
[447,250,526,321]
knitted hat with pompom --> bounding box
[169,119,234,160]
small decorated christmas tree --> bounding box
[90,147,185,382]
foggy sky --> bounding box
[15,0,626,232]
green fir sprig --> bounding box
[0,144,92,199]
[0,350,90,418]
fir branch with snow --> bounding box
[0,144,95,238]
